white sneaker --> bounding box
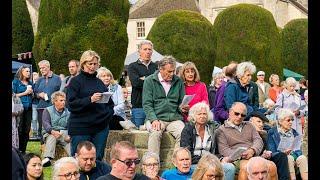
[119,120,137,130]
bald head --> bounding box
[247,157,269,180]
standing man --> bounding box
[96,141,149,180]
[60,59,80,93]
[127,40,158,128]
[75,141,111,180]
[256,71,271,107]
[34,60,61,144]
[143,56,187,156]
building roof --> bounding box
[129,0,200,19]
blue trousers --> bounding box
[131,108,146,127]
[70,127,109,161]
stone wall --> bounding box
[104,130,176,173]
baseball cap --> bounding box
[257,71,265,76]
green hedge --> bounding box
[281,19,308,78]
[12,0,34,57]
[213,4,282,80]
[33,0,129,79]
[147,10,216,84]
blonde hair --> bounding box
[179,61,200,83]
[51,91,66,104]
[79,50,100,69]
[192,154,224,180]
[96,67,116,85]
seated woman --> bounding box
[23,153,44,180]
[41,91,71,167]
[267,108,308,180]
[97,67,125,130]
[52,157,80,180]
[192,153,224,180]
[141,151,164,180]
[179,62,209,121]
[180,102,235,180]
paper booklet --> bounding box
[277,135,302,152]
[180,94,195,106]
[230,147,247,161]
[96,92,113,103]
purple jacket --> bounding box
[213,81,229,123]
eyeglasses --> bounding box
[233,111,246,117]
[257,74,265,76]
[116,158,141,167]
[284,118,294,122]
[205,174,223,179]
[143,163,159,168]
[58,171,80,180]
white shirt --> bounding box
[194,125,212,156]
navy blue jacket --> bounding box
[267,126,302,158]
[80,160,111,180]
[67,70,114,135]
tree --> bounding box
[147,10,216,84]
[281,19,308,78]
[12,0,34,57]
[33,0,129,78]
[213,4,282,80]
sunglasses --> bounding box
[116,158,141,167]
[233,111,246,117]
[284,118,294,122]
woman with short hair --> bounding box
[180,102,235,180]
[141,152,164,180]
[268,74,282,103]
[267,108,308,180]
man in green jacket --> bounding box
[143,55,188,155]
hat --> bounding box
[257,71,265,76]
[250,111,269,122]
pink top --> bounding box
[185,81,209,108]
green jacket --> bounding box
[143,71,185,123]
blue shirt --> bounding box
[12,79,33,108]
[161,167,194,180]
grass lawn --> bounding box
[26,141,52,180]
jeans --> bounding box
[131,108,146,127]
[222,163,236,180]
[70,127,109,161]
[31,104,38,136]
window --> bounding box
[137,21,145,38]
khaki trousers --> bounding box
[148,120,185,155]
[43,134,71,158]
[288,155,308,174]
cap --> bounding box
[257,71,265,76]
[250,111,269,122]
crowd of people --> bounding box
[12,40,308,180]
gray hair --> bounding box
[246,156,269,175]
[172,147,191,164]
[52,157,79,180]
[262,98,275,109]
[142,151,160,165]
[236,61,256,78]
[138,40,153,50]
[277,108,294,122]
[285,77,297,87]
[230,102,247,115]
[211,72,225,86]
[158,55,176,69]
[188,102,213,123]
[51,91,66,104]
[38,60,50,68]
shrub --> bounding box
[148,10,216,84]
[33,0,129,78]
[281,19,308,78]
[12,0,34,57]
[213,4,282,80]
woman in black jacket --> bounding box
[67,50,114,161]
[180,102,236,180]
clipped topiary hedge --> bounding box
[33,0,129,79]
[281,19,308,78]
[147,10,216,84]
[213,4,282,80]
[12,0,34,57]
